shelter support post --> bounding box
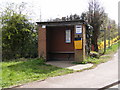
[38,26,47,61]
[74,24,86,62]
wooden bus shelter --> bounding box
[36,20,92,62]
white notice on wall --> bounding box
[76,25,82,34]
[42,25,46,28]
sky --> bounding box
[0,0,119,23]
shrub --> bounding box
[90,51,100,58]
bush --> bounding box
[90,51,100,58]
[1,3,38,61]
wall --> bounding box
[38,24,86,62]
[38,27,47,60]
[46,26,74,60]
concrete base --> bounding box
[46,61,93,71]
[67,64,93,70]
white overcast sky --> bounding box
[0,0,119,23]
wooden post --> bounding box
[108,24,111,48]
[104,28,106,54]
[82,24,86,60]
[108,29,110,48]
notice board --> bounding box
[76,25,82,34]
[74,40,82,49]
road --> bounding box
[17,49,119,88]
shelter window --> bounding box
[65,30,71,43]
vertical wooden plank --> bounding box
[82,24,86,60]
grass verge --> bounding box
[84,40,119,65]
[72,40,120,72]
[1,58,74,88]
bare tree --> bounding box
[87,0,105,52]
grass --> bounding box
[71,41,120,72]
[1,41,120,88]
[1,58,74,88]
[72,55,111,65]
[105,40,120,54]
[84,56,111,64]
[84,40,120,65]
[72,40,119,66]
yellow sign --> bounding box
[74,40,82,49]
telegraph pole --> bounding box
[108,21,111,48]
[108,25,111,48]
[40,7,42,22]
[104,28,106,54]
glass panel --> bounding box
[65,30,71,43]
